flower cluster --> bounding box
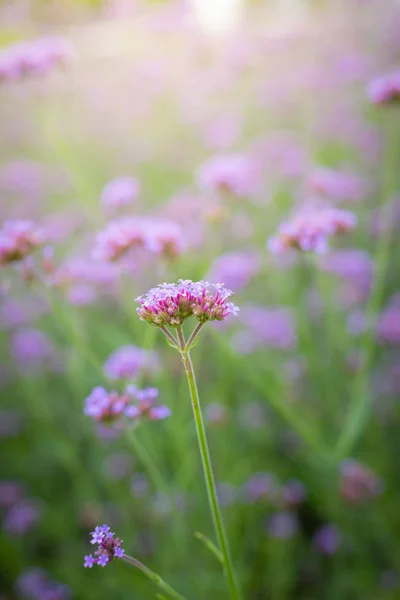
[267,208,357,254]
[0,481,41,536]
[308,167,367,203]
[0,220,44,265]
[92,217,183,262]
[100,177,140,209]
[136,280,239,328]
[103,345,158,380]
[367,71,400,105]
[196,153,260,197]
[0,38,69,82]
[16,567,71,600]
[84,385,170,425]
[84,524,125,568]
[339,459,383,503]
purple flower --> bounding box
[0,480,24,507]
[0,37,69,82]
[84,524,125,568]
[377,301,400,345]
[207,251,261,293]
[0,220,44,265]
[10,328,56,370]
[340,459,383,503]
[367,71,400,105]
[235,304,296,351]
[136,280,239,327]
[92,217,183,262]
[267,208,357,254]
[242,473,280,504]
[100,177,140,209]
[103,345,158,381]
[3,499,41,535]
[84,385,170,425]
[282,480,307,507]
[308,167,367,203]
[83,555,95,568]
[267,512,298,539]
[313,524,341,555]
[196,153,261,197]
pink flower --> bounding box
[340,459,383,504]
[207,251,261,292]
[308,167,367,203]
[100,177,140,209]
[196,153,261,197]
[103,345,158,380]
[367,71,400,105]
[136,280,239,327]
[267,208,357,254]
[84,385,170,425]
[92,218,183,262]
[0,221,44,265]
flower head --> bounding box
[92,217,183,262]
[84,385,170,425]
[267,208,357,254]
[0,220,44,265]
[340,459,383,503]
[100,177,140,209]
[136,280,239,328]
[84,524,124,567]
[196,153,260,197]
[367,71,400,105]
[103,345,158,380]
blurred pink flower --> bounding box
[207,251,261,292]
[100,177,140,210]
[367,71,400,105]
[268,208,357,254]
[0,221,44,265]
[308,167,367,203]
[196,153,261,198]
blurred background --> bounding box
[1,0,400,598]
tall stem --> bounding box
[122,554,187,600]
[335,111,399,459]
[180,348,240,600]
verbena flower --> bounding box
[367,71,400,105]
[100,177,140,209]
[103,345,158,380]
[267,512,298,539]
[136,280,239,328]
[196,153,260,197]
[207,251,261,293]
[0,221,44,265]
[308,167,367,203]
[313,524,341,555]
[0,37,70,82]
[84,385,170,425]
[339,459,383,503]
[84,524,124,568]
[267,208,357,254]
[92,217,183,262]
[16,568,71,600]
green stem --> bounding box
[179,341,240,600]
[335,112,398,459]
[122,555,187,600]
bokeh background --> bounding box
[1,0,400,598]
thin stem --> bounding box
[185,322,205,350]
[179,348,241,600]
[177,327,186,351]
[335,112,398,459]
[160,326,180,349]
[122,555,187,600]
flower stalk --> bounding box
[122,554,187,600]
[177,326,240,600]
